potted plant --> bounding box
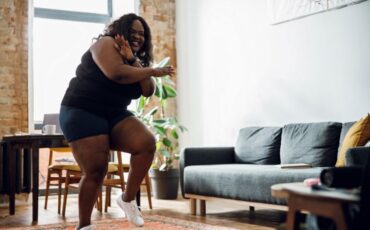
[132,57,187,199]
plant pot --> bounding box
[149,168,179,199]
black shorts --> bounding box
[59,105,134,142]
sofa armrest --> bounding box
[345,147,370,167]
[179,147,235,198]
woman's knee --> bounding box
[133,133,156,154]
[84,163,108,182]
[143,134,156,153]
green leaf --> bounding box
[154,126,166,136]
[163,77,175,85]
[156,142,161,151]
[154,57,170,68]
[163,138,172,148]
[137,96,146,112]
[153,119,167,125]
[171,130,179,139]
[154,84,162,98]
[164,85,177,98]
[161,85,168,100]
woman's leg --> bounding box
[70,135,110,229]
[110,116,156,202]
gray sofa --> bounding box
[180,121,370,215]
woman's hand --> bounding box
[114,34,135,62]
[152,66,176,77]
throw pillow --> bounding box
[235,127,282,164]
[336,113,370,167]
[280,122,342,167]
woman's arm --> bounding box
[113,34,156,97]
[90,37,174,84]
[131,60,156,97]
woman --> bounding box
[59,13,175,230]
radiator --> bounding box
[0,141,32,194]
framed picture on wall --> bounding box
[268,0,368,25]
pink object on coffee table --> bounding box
[303,178,320,186]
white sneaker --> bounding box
[75,224,92,230]
[116,194,144,227]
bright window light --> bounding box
[33,18,104,122]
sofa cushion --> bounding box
[235,127,282,164]
[336,114,370,167]
[280,122,342,167]
[184,164,324,205]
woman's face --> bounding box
[129,19,145,53]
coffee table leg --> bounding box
[32,147,39,222]
[286,195,302,230]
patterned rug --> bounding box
[6,215,237,230]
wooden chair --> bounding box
[43,147,74,214]
[61,150,125,217]
[42,113,75,214]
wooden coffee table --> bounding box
[271,182,360,230]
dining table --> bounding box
[2,133,69,222]
[2,132,141,222]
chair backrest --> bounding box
[42,113,62,134]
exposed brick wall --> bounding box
[139,0,177,117]
[0,0,28,137]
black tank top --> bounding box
[61,49,142,115]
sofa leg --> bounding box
[190,198,197,215]
[200,200,206,216]
[249,206,255,212]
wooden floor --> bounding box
[0,192,287,229]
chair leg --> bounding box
[97,188,102,212]
[145,174,153,209]
[107,174,112,207]
[104,175,111,213]
[44,170,51,210]
[62,171,70,217]
[57,171,62,214]
[105,186,109,213]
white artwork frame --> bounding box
[268,0,368,25]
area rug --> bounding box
[6,215,237,230]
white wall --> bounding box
[176,0,370,148]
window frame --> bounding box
[34,0,113,24]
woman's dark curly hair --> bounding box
[102,13,153,67]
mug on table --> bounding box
[42,124,56,135]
